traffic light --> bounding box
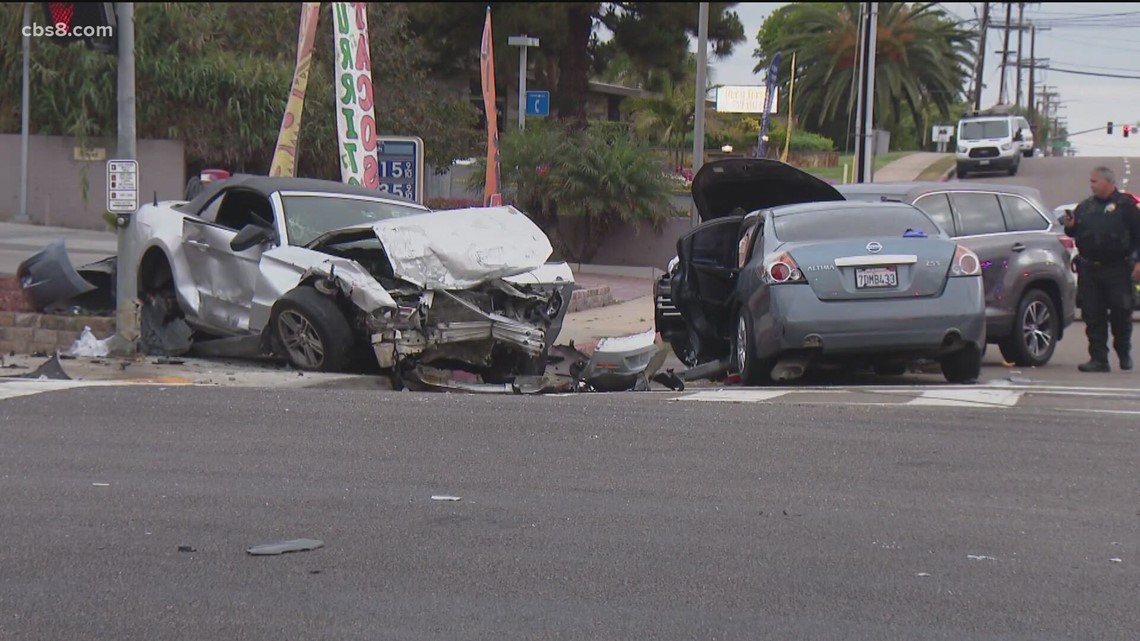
[1107,121,1114,135]
[1126,125,1131,138]
[40,3,117,53]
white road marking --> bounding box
[1061,409,1140,417]
[0,380,130,401]
[904,389,1022,408]
[674,389,793,403]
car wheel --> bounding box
[940,345,982,384]
[270,286,354,372]
[1008,162,1018,176]
[956,164,968,179]
[732,308,772,386]
[998,289,1058,367]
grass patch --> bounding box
[806,151,911,183]
[916,155,957,181]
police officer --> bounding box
[1062,166,1140,372]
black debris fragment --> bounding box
[5,353,71,380]
[178,545,196,553]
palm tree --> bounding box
[753,2,975,145]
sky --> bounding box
[701,2,1140,158]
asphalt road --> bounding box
[950,154,1135,210]
[2,386,1138,640]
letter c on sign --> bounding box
[357,76,374,112]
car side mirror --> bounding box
[230,224,275,252]
[1014,130,1024,141]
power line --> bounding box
[1048,66,1140,80]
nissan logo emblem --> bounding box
[866,241,883,254]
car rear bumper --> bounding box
[755,277,986,357]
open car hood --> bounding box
[691,158,846,222]
[308,205,554,290]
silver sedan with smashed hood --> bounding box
[671,159,986,384]
[122,175,573,383]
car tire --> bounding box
[956,164,968,179]
[998,289,1058,367]
[270,286,355,373]
[1008,161,1018,176]
[732,308,772,386]
[941,345,982,384]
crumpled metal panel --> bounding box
[370,206,553,290]
[299,258,398,313]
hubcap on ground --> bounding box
[278,311,324,369]
[1022,300,1053,358]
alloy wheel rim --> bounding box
[278,310,324,369]
[736,315,747,372]
[1022,301,1053,358]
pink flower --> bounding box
[536,164,551,177]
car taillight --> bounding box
[950,245,981,277]
[1058,235,1075,251]
[761,252,805,284]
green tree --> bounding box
[753,2,975,150]
[469,121,678,262]
[0,3,480,177]
[405,2,745,127]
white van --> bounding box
[955,113,1033,179]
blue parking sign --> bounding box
[525,91,550,117]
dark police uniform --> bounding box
[1063,189,1140,370]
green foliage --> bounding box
[754,2,975,151]
[0,3,480,178]
[467,120,679,262]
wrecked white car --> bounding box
[108,175,574,383]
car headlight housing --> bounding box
[957,146,967,154]
[1001,142,1013,151]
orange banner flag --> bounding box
[480,6,502,206]
[269,2,321,177]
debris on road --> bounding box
[178,545,196,553]
[967,555,997,561]
[246,538,325,556]
[92,483,110,487]
[65,326,112,358]
[431,495,462,502]
[1110,558,1123,563]
[5,353,72,380]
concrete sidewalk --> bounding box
[873,152,953,182]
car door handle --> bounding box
[1011,242,1027,252]
[185,239,208,250]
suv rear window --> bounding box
[950,193,1006,236]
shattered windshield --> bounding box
[281,194,430,246]
[959,119,1010,141]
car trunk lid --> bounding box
[785,238,958,301]
[691,158,845,222]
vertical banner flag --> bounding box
[269,2,321,177]
[756,51,781,159]
[780,52,797,163]
[480,6,502,206]
[333,3,379,187]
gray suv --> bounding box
[837,182,1078,367]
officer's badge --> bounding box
[1106,203,1117,213]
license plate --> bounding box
[979,159,990,165]
[856,266,898,289]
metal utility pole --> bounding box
[999,3,1012,105]
[112,1,139,355]
[1015,2,1024,108]
[508,35,539,131]
[691,1,708,228]
[972,1,990,112]
[17,2,31,223]
[853,2,878,183]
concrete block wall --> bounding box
[0,311,114,356]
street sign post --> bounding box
[107,159,138,213]
[525,90,549,117]
[931,125,954,153]
[376,136,424,204]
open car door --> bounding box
[671,216,744,364]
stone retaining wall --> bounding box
[0,311,114,356]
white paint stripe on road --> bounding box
[0,380,140,401]
[905,389,1022,408]
[1061,408,1140,416]
[672,390,792,403]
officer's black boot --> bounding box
[1079,360,1111,372]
